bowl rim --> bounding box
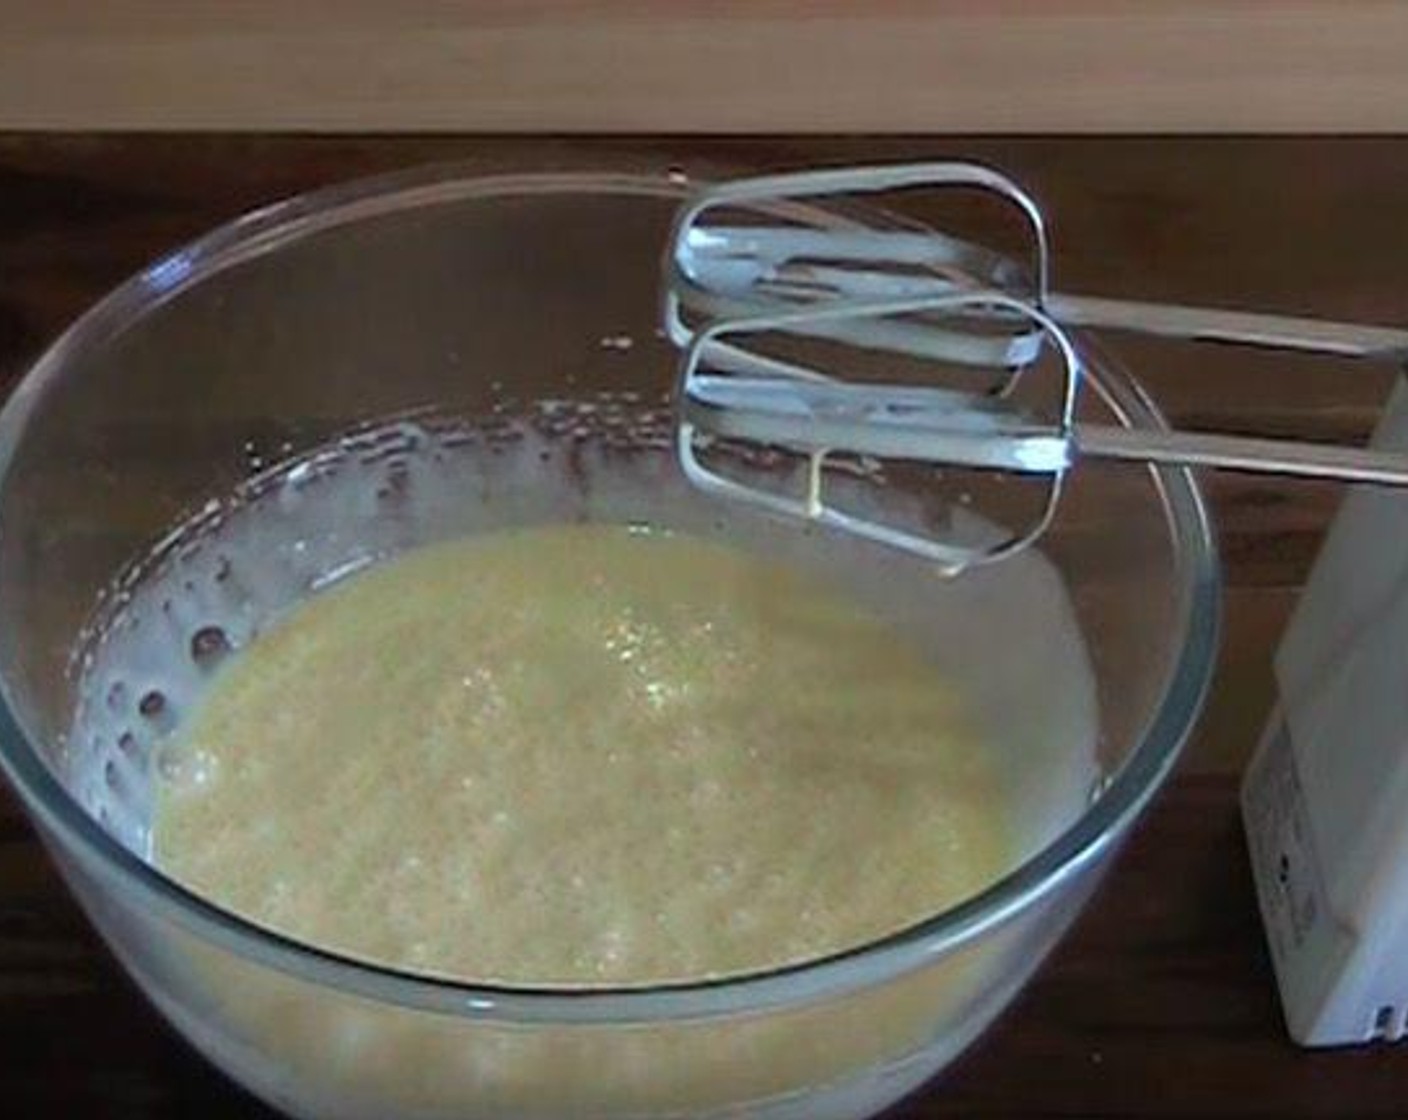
[0,163,1222,1025]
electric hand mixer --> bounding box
[662,160,1408,1049]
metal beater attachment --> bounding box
[664,162,1408,570]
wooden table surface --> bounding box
[9,4,1408,133]
[2,135,1407,1116]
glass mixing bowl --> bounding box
[0,167,1219,1120]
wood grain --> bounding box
[2,134,1407,1115]
[4,3,1408,132]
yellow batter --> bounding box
[153,523,1009,987]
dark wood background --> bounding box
[2,135,1406,1116]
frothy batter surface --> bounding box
[154,524,1009,986]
